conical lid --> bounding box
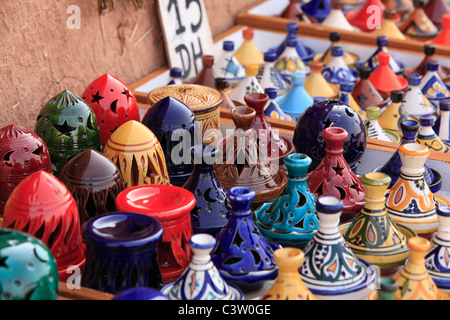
[369,52,408,94]
[399,0,439,39]
[234,28,264,66]
[304,61,339,99]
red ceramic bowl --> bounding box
[115,185,196,283]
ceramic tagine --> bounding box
[213,106,288,209]
[263,88,294,122]
[257,51,289,96]
[405,44,450,79]
[425,206,450,293]
[245,93,294,163]
[434,99,450,143]
[277,72,314,121]
[424,0,450,26]
[365,106,401,143]
[228,64,264,106]
[281,0,315,23]
[81,212,164,294]
[369,277,399,300]
[313,32,359,69]
[115,185,195,284]
[260,247,318,300]
[352,66,390,111]
[82,74,140,145]
[254,153,319,249]
[433,14,450,47]
[340,172,416,277]
[211,187,279,293]
[378,90,411,137]
[0,229,59,300]
[363,36,405,75]
[385,143,439,239]
[369,52,408,95]
[2,170,86,282]
[103,120,171,188]
[34,89,102,177]
[398,0,439,40]
[293,99,367,172]
[307,127,366,223]
[141,96,198,187]
[192,55,218,89]
[392,237,448,300]
[376,119,442,192]
[346,0,387,31]
[112,287,169,300]
[0,124,52,217]
[182,144,230,238]
[373,8,407,40]
[275,37,309,79]
[338,82,366,120]
[416,115,450,153]
[234,28,264,67]
[168,67,183,85]
[216,78,236,110]
[213,41,246,85]
[420,60,450,102]
[299,196,377,300]
[321,0,357,31]
[301,0,331,22]
[59,149,126,224]
[304,61,339,100]
[322,46,358,85]
[274,22,315,62]
[161,233,244,300]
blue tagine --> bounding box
[211,187,279,293]
[162,233,244,300]
[254,153,319,249]
[298,196,376,300]
[263,88,294,122]
[112,287,169,300]
[274,22,315,62]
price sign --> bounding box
[157,0,215,80]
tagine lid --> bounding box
[148,84,223,114]
[106,120,159,148]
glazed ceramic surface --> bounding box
[211,187,279,292]
[216,78,236,110]
[115,184,195,284]
[254,154,319,248]
[434,99,450,143]
[162,233,244,300]
[168,67,183,85]
[301,0,331,22]
[263,88,294,122]
[192,55,218,89]
[81,212,163,294]
[0,229,59,300]
[405,44,449,79]
[228,64,264,106]
[281,0,315,23]
[34,90,102,177]
[313,32,359,68]
[366,106,400,143]
[59,149,126,224]
[341,172,413,272]
[352,66,389,111]
[322,46,358,85]
[378,90,411,137]
[2,171,86,282]
[214,106,287,207]
[103,120,171,188]
[275,37,309,78]
[321,1,357,31]
[257,51,289,95]
[363,36,405,75]
[277,72,314,121]
[433,14,450,46]
[420,60,450,101]
[148,84,222,144]
[401,74,437,118]
[369,52,408,95]
[112,287,169,300]
[373,9,407,40]
[234,28,264,67]
[182,144,230,238]
[142,96,198,186]
[417,115,449,153]
[293,99,367,172]
[82,74,140,145]
[213,41,246,84]
[424,0,450,25]
[385,143,439,237]
[338,82,366,120]
[346,0,386,31]
[0,124,52,216]
[304,61,339,99]
[260,248,317,300]
[307,127,365,223]
[299,196,376,300]
[398,0,439,40]
[274,22,315,62]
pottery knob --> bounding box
[340,82,353,94]
[316,196,343,230]
[377,35,388,47]
[202,55,214,68]
[243,28,254,40]
[358,66,371,79]
[424,44,436,56]
[322,126,348,150]
[377,278,398,300]
[245,64,259,76]
[408,73,422,86]
[223,41,234,51]
[419,114,435,127]
[284,153,312,178]
[170,67,182,78]
[407,236,431,263]
[390,90,404,103]
[228,187,255,214]
[286,21,299,33]
[273,247,304,272]
[244,93,269,114]
[329,31,340,42]
[426,60,439,72]
[441,99,450,111]
[189,233,216,264]
[383,8,397,20]
[310,61,323,72]
[436,206,450,240]
[398,143,430,174]
[331,46,344,57]
[377,51,391,66]
[265,87,278,99]
[366,106,381,120]
[291,72,306,86]
[331,0,344,10]
[231,106,256,130]
[215,78,228,90]
[264,51,277,62]
[400,119,420,141]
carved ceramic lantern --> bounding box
[82,74,140,145]
[0,124,52,217]
[34,90,102,177]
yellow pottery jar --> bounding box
[260,248,317,300]
[148,84,222,144]
[103,120,170,189]
[393,237,449,300]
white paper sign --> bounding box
[157,0,215,80]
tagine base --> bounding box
[161,282,245,300]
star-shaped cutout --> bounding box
[321,118,333,129]
[332,165,344,177]
[91,90,104,104]
[350,181,364,194]
[53,120,76,137]
[233,229,244,248]
[0,256,8,269]
[121,88,133,101]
